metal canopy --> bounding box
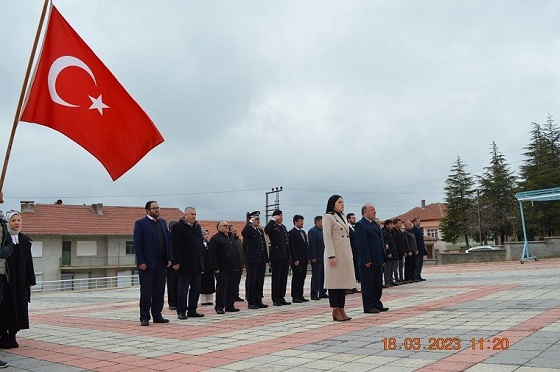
[515,187,560,263]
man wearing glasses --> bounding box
[134,201,173,326]
[209,221,241,314]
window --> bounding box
[427,228,438,239]
[31,241,43,257]
[77,241,97,256]
[125,241,135,255]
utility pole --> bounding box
[477,189,483,244]
[265,187,283,222]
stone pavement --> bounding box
[1,258,560,371]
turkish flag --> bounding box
[20,5,164,181]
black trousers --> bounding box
[166,267,177,307]
[404,254,415,281]
[310,261,326,297]
[246,263,265,305]
[290,259,308,300]
[360,264,384,312]
[328,289,346,308]
[138,258,167,321]
[270,259,289,302]
[215,270,237,311]
[176,272,201,315]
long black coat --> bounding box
[242,223,268,264]
[0,232,36,332]
[208,233,240,272]
[171,219,204,273]
[200,241,215,294]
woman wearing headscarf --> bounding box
[0,210,36,349]
[323,195,356,321]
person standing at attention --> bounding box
[322,195,356,321]
[134,201,173,326]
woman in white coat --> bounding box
[323,195,356,321]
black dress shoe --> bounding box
[235,296,245,302]
[292,298,303,303]
[319,294,329,298]
[177,314,188,320]
[169,306,177,310]
[153,317,169,323]
[215,309,225,314]
[248,304,260,309]
[273,302,283,306]
[364,308,380,313]
[311,296,320,300]
[280,300,291,305]
[382,285,389,288]
[420,277,426,281]
[257,303,268,308]
[225,307,240,312]
[299,297,309,302]
[187,312,205,317]
[201,302,213,306]
[140,319,150,326]
[378,307,389,312]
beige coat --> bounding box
[323,213,356,289]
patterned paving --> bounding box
[1,259,560,371]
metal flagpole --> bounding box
[0,0,52,202]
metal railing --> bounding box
[33,275,139,292]
[59,255,137,267]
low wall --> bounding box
[436,236,560,265]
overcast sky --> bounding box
[1,0,559,225]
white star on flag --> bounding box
[89,94,109,115]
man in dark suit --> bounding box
[209,221,241,314]
[242,211,269,309]
[264,209,291,306]
[134,201,173,326]
[288,214,309,303]
[171,207,205,320]
[347,212,361,294]
[354,203,388,314]
[412,217,427,281]
[308,216,326,300]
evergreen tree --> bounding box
[440,157,477,246]
[478,142,517,244]
[519,115,560,238]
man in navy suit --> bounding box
[289,215,309,303]
[308,216,327,300]
[354,203,388,314]
[242,211,269,309]
[134,201,173,326]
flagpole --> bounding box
[0,0,51,203]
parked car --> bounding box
[465,245,500,253]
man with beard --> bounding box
[242,211,269,309]
[171,207,205,319]
[134,201,173,326]
[288,215,309,303]
[265,210,291,306]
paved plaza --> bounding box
[1,258,560,371]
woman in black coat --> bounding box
[0,211,36,349]
[199,230,215,305]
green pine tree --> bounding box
[478,142,517,244]
[440,157,477,246]
[518,115,560,238]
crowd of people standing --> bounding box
[133,196,428,326]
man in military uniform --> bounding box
[242,211,269,309]
[264,209,291,306]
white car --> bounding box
[465,245,500,253]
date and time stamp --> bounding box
[382,337,510,351]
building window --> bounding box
[126,241,135,255]
[427,228,438,239]
[31,241,43,257]
[77,241,97,256]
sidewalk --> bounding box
[1,259,560,371]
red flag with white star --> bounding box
[20,5,164,181]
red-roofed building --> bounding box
[393,200,448,259]
[19,201,246,286]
